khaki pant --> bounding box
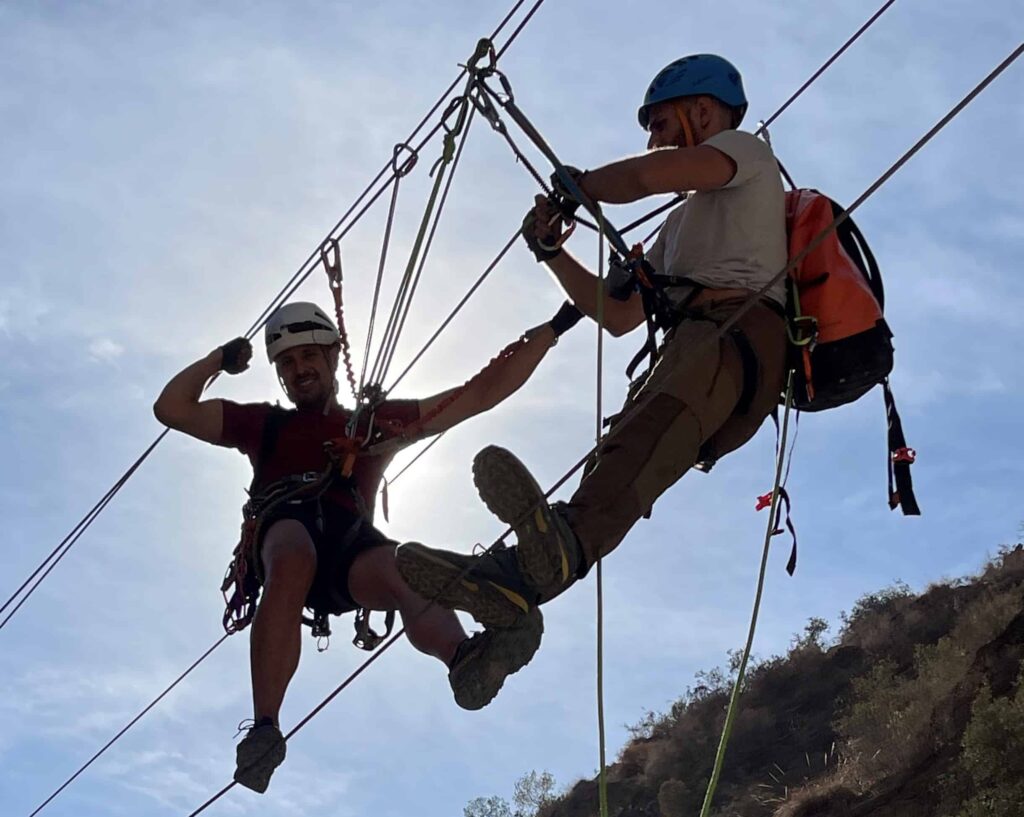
[563,299,787,568]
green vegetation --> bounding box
[469,545,1024,817]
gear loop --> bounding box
[390,142,419,177]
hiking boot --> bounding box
[233,719,286,794]
[449,607,544,710]
[472,445,582,602]
[396,541,535,628]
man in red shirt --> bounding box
[154,299,580,792]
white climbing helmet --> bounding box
[264,301,340,362]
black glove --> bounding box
[549,301,584,337]
[549,165,588,209]
[220,337,252,374]
[521,206,564,263]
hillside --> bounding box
[526,545,1024,817]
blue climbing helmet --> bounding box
[638,54,748,129]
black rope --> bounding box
[0,431,169,632]
[757,0,899,134]
[28,635,229,816]
[386,228,520,393]
[185,40,1023,815]
[370,105,477,389]
[0,0,540,632]
[241,0,536,341]
[359,145,414,396]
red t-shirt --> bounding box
[219,400,420,516]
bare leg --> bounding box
[348,545,467,665]
[250,519,317,724]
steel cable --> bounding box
[0,0,544,634]
[191,37,1022,817]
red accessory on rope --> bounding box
[388,336,528,441]
[892,446,916,464]
[755,492,774,511]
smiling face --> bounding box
[273,342,339,410]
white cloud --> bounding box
[88,337,124,363]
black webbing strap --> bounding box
[883,379,921,516]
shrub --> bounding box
[959,679,1024,817]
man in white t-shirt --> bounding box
[394,55,788,630]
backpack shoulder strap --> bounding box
[828,198,885,309]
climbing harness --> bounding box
[26,10,1022,814]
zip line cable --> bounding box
[240,0,538,341]
[0,0,901,631]
[26,443,431,816]
[757,0,898,133]
[24,7,950,806]
[0,431,169,631]
[0,0,547,633]
[26,20,1019,817]
[27,635,230,817]
[182,49,1024,803]
[641,0,901,242]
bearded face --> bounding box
[274,343,339,410]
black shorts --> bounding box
[257,499,394,615]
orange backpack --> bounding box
[784,189,920,515]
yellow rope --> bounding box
[594,213,609,817]
[698,369,796,816]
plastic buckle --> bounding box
[892,447,917,464]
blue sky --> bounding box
[1,2,1022,816]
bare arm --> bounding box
[580,145,736,204]
[153,339,251,444]
[414,319,564,436]
[528,195,645,336]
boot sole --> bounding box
[473,446,567,590]
[450,608,544,710]
[396,543,529,629]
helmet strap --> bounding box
[673,101,696,148]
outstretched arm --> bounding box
[525,195,646,336]
[153,338,252,444]
[413,305,580,436]
[572,145,735,204]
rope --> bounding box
[0,431,169,631]
[27,410,446,816]
[25,21,1021,817]
[368,100,477,389]
[0,0,544,632]
[594,213,609,817]
[697,372,795,816]
[27,635,229,816]
[359,144,417,397]
[757,0,899,133]
[591,0,902,253]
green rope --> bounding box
[698,369,796,817]
[594,212,609,817]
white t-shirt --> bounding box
[645,129,787,306]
